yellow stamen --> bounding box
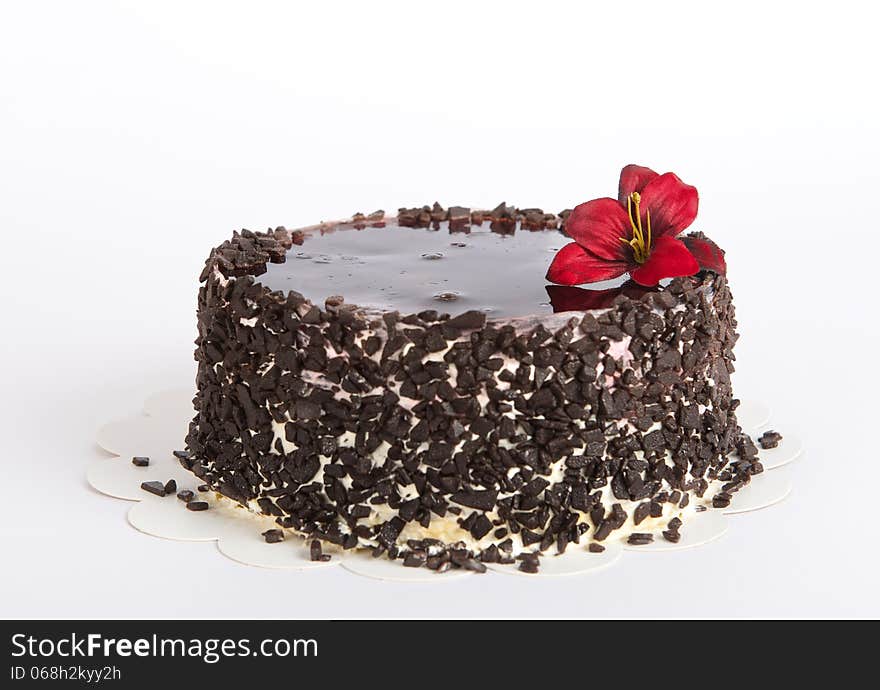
[619,191,652,264]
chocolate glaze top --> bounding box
[255,217,614,319]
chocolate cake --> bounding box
[182,189,762,572]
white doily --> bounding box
[89,390,800,581]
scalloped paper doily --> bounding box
[89,390,800,581]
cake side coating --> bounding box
[183,211,761,569]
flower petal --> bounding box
[546,242,630,286]
[564,198,631,261]
[639,172,699,237]
[546,280,654,313]
[545,285,621,312]
[629,236,699,287]
[681,235,727,275]
[618,164,659,205]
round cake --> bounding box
[182,169,762,572]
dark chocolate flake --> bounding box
[517,557,540,574]
[627,533,654,545]
[403,551,427,568]
[445,310,487,330]
[310,540,323,561]
[758,430,783,450]
[712,493,732,509]
[262,529,284,543]
[463,558,488,573]
[140,481,166,497]
[450,489,497,511]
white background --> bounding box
[2,0,877,619]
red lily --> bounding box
[548,165,708,287]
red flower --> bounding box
[548,165,710,287]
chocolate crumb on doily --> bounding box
[518,553,540,573]
[662,517,682,543]
[197,484,209,492]
[310,539,330,562]
[262,529,284,544]
[140,481,166,497]
[662,530,681,543]
[627,533,654,545]
[588,543,605,553]
[177,490,194,503]
[163,479,177,495]
[132,456,150,467]
[186,501,209,511]
[712,493,732,509]
[182,206,758,573]
[758,430,783,449]
[173,450,192,469]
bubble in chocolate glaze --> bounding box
[434,292,460,302]
[421,252,444,260]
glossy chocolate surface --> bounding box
[256,218,581,318]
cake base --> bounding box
[89,388,798,580]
